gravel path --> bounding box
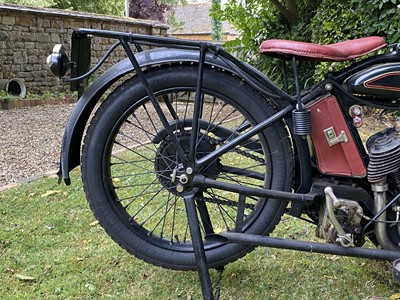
[0,104,75,188]
[0,102,390,190]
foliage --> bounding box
[3,0,188,32]
[213,0,321,90]
[214,0,400,87]
[310,0,400,80]
[2,0,52,6]
[128,0,169,21]
[2,0,125,16]
[52,0,124,16]
[3,0,188,19]
[128,0,186,21]
[165,9,185,32]
[211,0,222,40]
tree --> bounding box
[128,0,169,21]
[268,0,299,25]
[3,0,125,16]
[3,0,52,6]
[128,0,186,21]
[52,0,124,16]
[214,0,400,84]
[211,0,222,40]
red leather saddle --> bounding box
[260,37,386,62]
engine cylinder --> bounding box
[367,125,400,183]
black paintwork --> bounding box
[346,62,400,98]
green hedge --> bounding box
[215,0,400,88]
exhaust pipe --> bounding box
[373,179,399,251]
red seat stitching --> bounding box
[259,37,386,62]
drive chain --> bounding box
[196,195,255,209]
[210,137,265,164]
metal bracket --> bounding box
[323,127,348,147]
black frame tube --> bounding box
[193,175,316,203]
[189,43,207,164]
[219,232,400,261]
[195,105,293,171]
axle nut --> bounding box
[179,174,189,184]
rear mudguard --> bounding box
[59,47,308,186]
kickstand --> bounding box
[184,193,215,300]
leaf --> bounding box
[45,224,55,230]
[390,293,400,300]
[214,227,223,233]
[84,283,96,292]
[15,274,36,281]
[44,265,52,273]
[89,220,99,227]
[40,190,61,198]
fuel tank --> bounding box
[345,63,400,98]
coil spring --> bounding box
[292,109,312,136]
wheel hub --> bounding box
[155,132,218,193]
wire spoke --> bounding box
[103,85,272,251]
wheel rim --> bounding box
[103,88,272,252]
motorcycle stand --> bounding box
[183,192,248,300]
[184,193,231,300]
[183,192,216,300]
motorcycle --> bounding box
[48,28,400,299]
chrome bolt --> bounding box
[186,167,193,175]
[325,83,333,91]
[176,184,184,193]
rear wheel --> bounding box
[81,64,294,270]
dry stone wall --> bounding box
[0,3,168,95]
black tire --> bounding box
[81,64,294,270]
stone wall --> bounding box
[0,3,168,95]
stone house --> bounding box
[167,2,237,41]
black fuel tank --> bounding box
[345,63,400,98]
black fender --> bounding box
[60,48,309,186]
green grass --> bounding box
[1,171,400,299]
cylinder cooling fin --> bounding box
[367,126,400,183]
